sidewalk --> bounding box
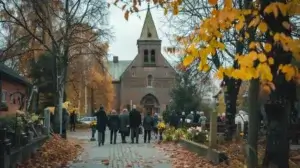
[68,130,172,168]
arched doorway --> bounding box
[140,94,160,114]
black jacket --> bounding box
[143,115,154,130]
[94,108,108,131]
[129,109,141,128]
[108,114,120,130]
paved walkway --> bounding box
[68,130,172,168]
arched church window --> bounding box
[147,75,153,87]
[144,50,149,62]
[150,50,155,63]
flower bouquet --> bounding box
[90,120,97,141]
[187,126,208,143]
[157,122,166,140]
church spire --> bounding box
[138,3,159,41]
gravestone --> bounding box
[43,108,51,136]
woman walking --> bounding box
[119,109,130,143]
[108,109,120,144]
[152,113,159,139]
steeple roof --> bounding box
[138,5,159,41]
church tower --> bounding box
[137,4,162,67]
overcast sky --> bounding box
[108,4,174,62]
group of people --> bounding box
[94,105,159,146]
[167,110,208,129]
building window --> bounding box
[147,75,153,87]
[144,50,149,62]
[1,90,7,102]
[132,72,135,77]
[150,50,155,63]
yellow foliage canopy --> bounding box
[168,0,300,95]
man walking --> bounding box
[94,105,108,146]
[119,108,130,143]
[129,105,141,144]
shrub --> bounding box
[0,115,24,132]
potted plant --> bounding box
[90,120,97,141]
[157,121,166,141]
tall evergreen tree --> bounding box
[169,64,201,113]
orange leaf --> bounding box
[124,10,129,21]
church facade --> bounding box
[107,8,176,114]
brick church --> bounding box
[107,7,176,114]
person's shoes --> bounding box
[136,141,138,144]
[98,142,101,146]
[110,142,112,144]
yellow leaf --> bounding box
[183,55,194,67]
[282,21,291,30]
[277,2,288,16]
[258,22,268,33]
[215,68,224,79]
[264,3,278,17]
[248,16,260,28]
[264,43,272,52]
[245,32,250,39]
[164,8,168,15]
[258,53,267,62]
[224,0,232,8]
[249,42,256,49]
[268,57,274,65]
[124,10,130,20]
[236,21,244,31]
[274,33,280,41]
[208,0,218,5]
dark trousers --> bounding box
[110,130,117,144]
[121,132,127,143]
[97,131,105,145]
[130,127,139,143]
[144,130,151,143]
[70,123,76,131]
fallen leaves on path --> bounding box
[155,142,231,168]
[17,134,83,168]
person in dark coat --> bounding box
[152,113,159,139]
[94,105,108,146]
[119,108,130,143]
[129,105,142,144]
[108,109,120,144]
[143,111,154,143]
[62,108,69,139]
[194,111,200,123]
[69,110,77,132]
[169,111,179,129]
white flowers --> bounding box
[187,126,203,135]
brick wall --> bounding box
[0,79,28,115]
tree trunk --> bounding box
[260,0,295,167]
[223,78,241,141]
[247,79,260,168]
[262,103,290,168]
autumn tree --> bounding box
[0,0,112,133]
